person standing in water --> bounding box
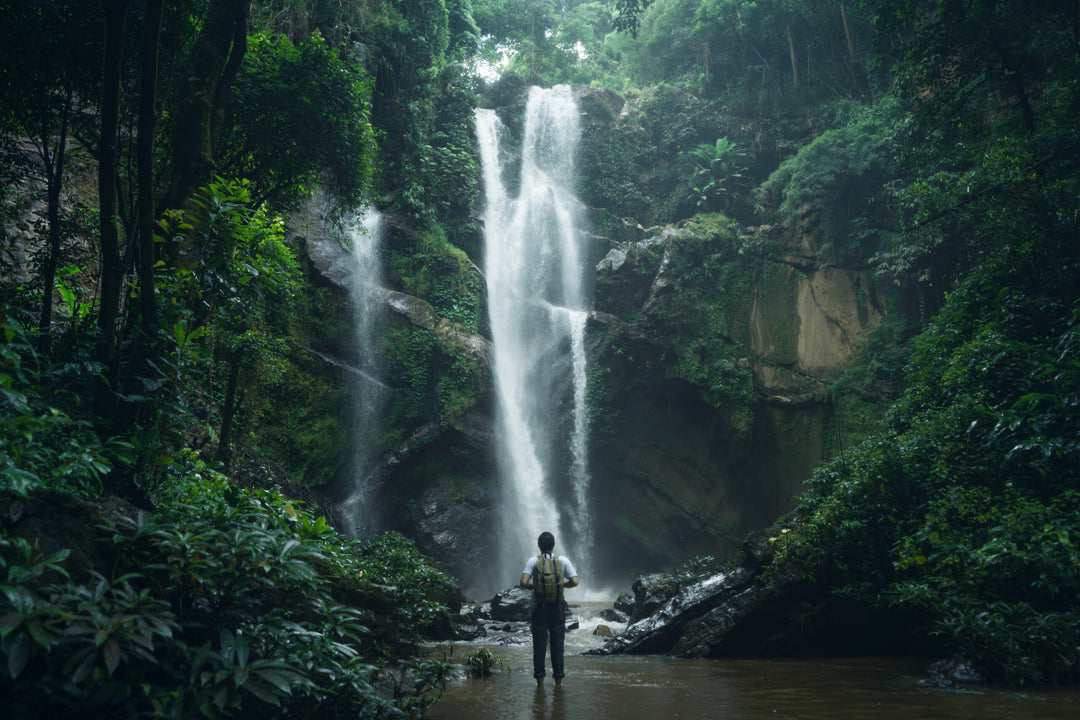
[520,531,579,686]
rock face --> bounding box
[300,85,913,593]
[296,201,499,588]
[582,212,912,584]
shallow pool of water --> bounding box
[425,603,1080,720]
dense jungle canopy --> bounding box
[2,0,1079,716]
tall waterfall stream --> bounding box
[477,86,596,594]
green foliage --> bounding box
[1,469,456,717]
[464,647,505,677]
[154,178,306,474]
[612,0,655,36]
[578,119,661,222]
[639,215,755,407]
[390,226,485,333]
[223,30,376,210]
[827,318,911,401]
[347,531,458,631]
[383,315,486,435]
[386,327,439,426]
[687,136,748,211]
[625,0,876,106]
[0,307,119,498]
[756,96,899,258]
[770,232,1080,683]
[874,0,1076,149]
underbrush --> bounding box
[1,308,457,718]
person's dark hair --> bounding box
[538,531,555,554]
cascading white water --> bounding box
[339,206,389,536]
[476,85,595,590]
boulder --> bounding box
[613,592,635,616]
[922,658,988,687]
[589,568,756,656]
[490,587,532,621]
[626,572,681,622]
[600,608,629,624]
[590,524,943,661]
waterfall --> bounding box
[339,206,389,536]
[476,86,595,590]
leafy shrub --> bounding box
[769,228,1080,684]
[464,647,505,677]
[755,97,900,260]
[1,467,457,718]
[1,307,117,498]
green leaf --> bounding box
[71,648,97,684]
[0,612,23,639]
[25,619,50,649]
[103,638,121,675]
[7,632,30,678]
[243,677,281,706]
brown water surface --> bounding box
[426,603,1080,720]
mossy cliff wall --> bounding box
[585,212,910,584]
[300,85,913,591]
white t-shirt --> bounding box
[522,553,578,580]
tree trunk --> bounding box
[137,0,164,337]
[840,3,855,60]
[164,0,249,213]
[785,25,801,88]
[35,86,73,354]
[216,346,243,471]
[95,0,129,421]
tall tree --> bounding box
[876,0,1078,142]
[137,0,165,338]
[96,0,131,419]
[164,0,250,213]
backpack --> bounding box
[535,554,563,604]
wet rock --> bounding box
[589,521,943,660]
[589,568,755,656]
[600,608,629,624]
[613,592,635,616]
[490,586,532,621]
[921,658,988,687]
[565,616,580,632]
[626,573,681,622]
[451,622,486,641]
[573,85,625,126]
[594,624,614,638]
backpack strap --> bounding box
[556,555,564,602]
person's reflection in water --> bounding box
[531,682,567,720]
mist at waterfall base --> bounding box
[337,206,390,537]
[476,86,602,599]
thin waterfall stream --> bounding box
[477,85,595,594]
[338,205,389,536]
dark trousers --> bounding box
[531,602,566,679]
